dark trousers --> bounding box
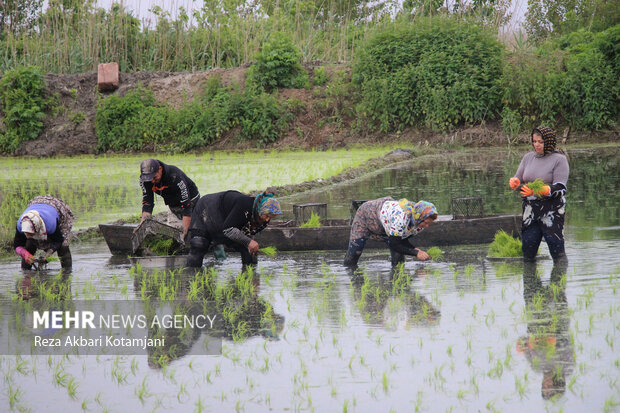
[21,239,72,270]
[344,237,404,267]
[187,235,257,268]
[522,221,565,261]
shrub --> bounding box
[312,66,328,86]
[94,79,292,151]
[95,87,156,151]
[501,25,619,132]
[238,91,290,145]
[246,32,308,92]
[0,66,49,153]
[353,17,504,131]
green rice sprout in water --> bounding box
[426,247,443,261]
[488,230,522,258]
[259,246,277,257]
[526,178,546,196]
[300,212,321,228]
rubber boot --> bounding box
[187,236,210,267]
[57,245,72,270]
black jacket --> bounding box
[140,161,199,217]
[14,225,63,252]
[189,191,267,243]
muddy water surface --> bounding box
[0,146,618,412]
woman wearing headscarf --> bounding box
[508,126,569,262]
[14,195,74,270]
[187,191,282,268]
[344,197,438,267]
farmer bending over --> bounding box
[344,197,437,267]
[138,159,200,241]
[187,191,281,268]
[14,195,74,270]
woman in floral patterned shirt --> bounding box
[344,197,437,267]
[508,126,569,263]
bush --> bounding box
[353,17,504,131]
[247,32,308,92]
[0,66,49,153]
[501,25,619,132]
[238,91,290,145]
[94,79,292,151]
[95,87,155,151]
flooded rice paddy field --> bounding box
[0,146,619,412]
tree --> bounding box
[0,0,43,39]
[525,0,620,43]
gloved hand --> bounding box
[520,185,533,197]
[16,247,35,264]
[509,177,520,190]
[540,185,551,196]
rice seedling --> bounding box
[7,382,20,410]
[604,397,620,413]
[488,230,522,258]
[426,247,444,261]
[525,178,547,196]
[259,246,277,257]
[299,212,321,228]
[382,371,389,393]
[67,376,79,399]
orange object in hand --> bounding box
[509,177,520,190]
[540,185,551,196]
[520,185,533,197]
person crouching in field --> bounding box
[186,191,282,269]
[14,195,74,270]
[344,197,437,267]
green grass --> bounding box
[488,230,522,258]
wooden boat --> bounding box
[99,214,522,255]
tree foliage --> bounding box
[0,0,43,39]
[525,0,620,43]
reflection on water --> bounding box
[0,146,619,412]
[519,259,573,400]
[280,146,620,230]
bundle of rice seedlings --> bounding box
[426,246,444,261]
[488,230,522,257]
[259,246,277,257]
[300,212,321,228]
[526,178,547,196]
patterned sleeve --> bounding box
[380,201,410,237]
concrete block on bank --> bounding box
[97,62,119,91]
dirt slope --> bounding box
[14,64,618,156]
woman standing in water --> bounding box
[509,126,569,263]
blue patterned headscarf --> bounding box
[253,192,282,218]
[411,201,438,227]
